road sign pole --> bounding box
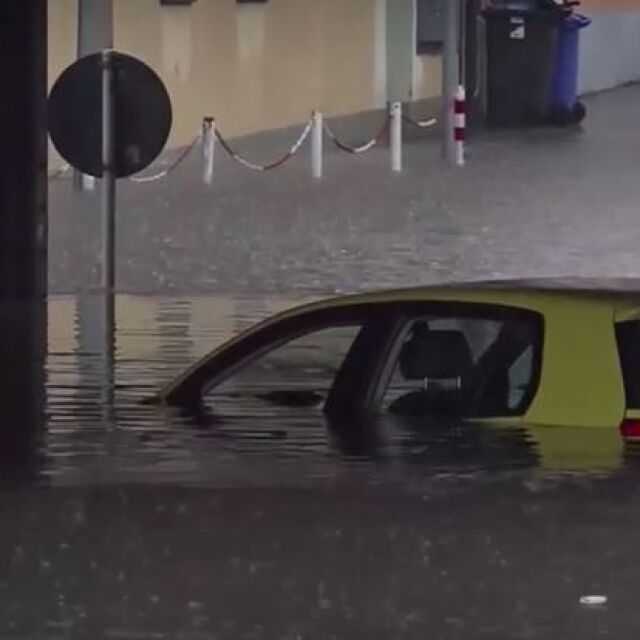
[101,48,116,293]
[101,48,116,412]
[76,0,113,193]
[49,50,172,414]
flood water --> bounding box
[32,85,640,637]
[44,294,631,488]
[0,293,638,639]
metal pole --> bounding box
[442,0,461,164]
[311,111,323,180]
[390,101,402,173]
[101,49,116,293]
[76,0,113,192]
[101,48,116,418]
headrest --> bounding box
[399,328,473,381]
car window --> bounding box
[615,321,640,409]
[203,325,362,416]
[507,345,534,410]
[381,309,542,419]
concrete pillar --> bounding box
[443,0,462,163]
[386,0,415,103]
[374,0,388,108]
[0,0,48,471]
[464,0,485,127]
[74,0,116,395]
[78,0,113,55]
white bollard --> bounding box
[202,117,215,185]
[454,85,466,167]
[390,101,402,173]
[81,174,96,191]
[311,111,323,180]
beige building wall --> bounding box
[48,0,444,150]
[413,52,442,102]
[114,0,378,146]
[48,0,78,89]
[48,0,640,154]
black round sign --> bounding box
[48,52,172,178]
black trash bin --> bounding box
[483,6,563,126]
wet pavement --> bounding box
[50,84,640,295]
[17,83,640,638]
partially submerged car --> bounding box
[155,279,640,444]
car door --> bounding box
[364,301,545,469]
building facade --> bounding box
[578,0,640,94]
[49,0,442,149]
[48,0,640,150]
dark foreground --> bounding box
[4,477,640,640]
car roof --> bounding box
[276,277,640,320]
[459,277,640,294]
[159,278,640,416]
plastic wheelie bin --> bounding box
[549,12,592,125]
[482,5,562,126]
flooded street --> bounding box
[13,85,640,637]
[49,85,640,296]
[0,292,635,638]
[43,294,630,487]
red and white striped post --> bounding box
[453,85,466,167]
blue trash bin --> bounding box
[550,13,591,122]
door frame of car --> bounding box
[161,303,400,412]
[161,299,545,424]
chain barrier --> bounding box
[128,133,202,183]
[214,118,313,171]
[322,117,389,154]
[48,134,200,184]
[51,106,435,184]
[402,114,438,129]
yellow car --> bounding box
[156,279,640,464]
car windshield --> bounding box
[3,0,637,636]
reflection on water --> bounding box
[42,293,630,488]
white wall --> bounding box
[579,11,640,94]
